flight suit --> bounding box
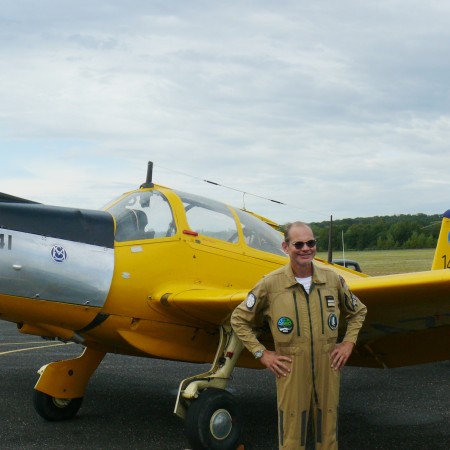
[231,263,367,450]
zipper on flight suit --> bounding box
[300,285,319,405]
[318,290,325,335]
[292,291,301,337]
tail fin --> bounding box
[431,210,450,270]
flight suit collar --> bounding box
[311,263,327,286]
[282,262,327,288]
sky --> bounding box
[1,0,449,224]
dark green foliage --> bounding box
[281,213,441,251]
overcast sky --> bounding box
[1,0,449,224]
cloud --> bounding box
[1,1,449,223]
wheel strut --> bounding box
[174,325,243,419]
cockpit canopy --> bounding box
[108,189,285,257]
[109,190,176,241]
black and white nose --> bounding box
[0,201,115,307]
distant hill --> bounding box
[281,213,442,251]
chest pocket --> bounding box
[318,287,340,339]
[269,290,300,344]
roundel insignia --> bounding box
[51,245,67,263]
[246,293,256,310]
[277,317,294,334]
[328,313,338,331]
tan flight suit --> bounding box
[231,263,367,450]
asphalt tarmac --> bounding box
[0,320,448,450]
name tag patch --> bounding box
[325,295,335,308]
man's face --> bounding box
[282,225,317,269]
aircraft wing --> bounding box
[149,288,249,325]
[148,266,449,369]
[146,259,367,328]
[348,269,450,368]
[115,288,250,364]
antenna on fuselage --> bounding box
[141,161,154,188]
[327,215,333,263]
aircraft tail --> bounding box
[431,210,450,270]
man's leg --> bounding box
[313,344,340,450]
[276,353,313,450]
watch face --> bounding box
[255,350,263,359]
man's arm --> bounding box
[331,275,368,370]
[339,275,367,344]
[231,280,292,377]
[230,288,267,356]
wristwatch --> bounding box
[254,350,264,359]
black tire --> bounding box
[33,390,83,421]
[185,388,242,450]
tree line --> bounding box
[282,213,442,251]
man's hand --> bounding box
[260,350,292,378]
[330,341,354,370]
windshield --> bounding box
[108,190,176,242]
[234,209,285,256]
[174,189,285,256]
[174,190,238,242]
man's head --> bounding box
[282,222,317,275]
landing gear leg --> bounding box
[33,347,105,421]
[175,325,244,450]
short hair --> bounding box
[284,221,312,242]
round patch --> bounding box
[246,293,256,310]
[277,317,294,334]
[51,245,67,263]
[328,313,338,331]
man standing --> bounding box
[231,222,367,449]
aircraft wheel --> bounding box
[33,390,83,421]
[185,388,242,450]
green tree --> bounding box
[307,213,439,251]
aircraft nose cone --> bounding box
[0,202,115,308]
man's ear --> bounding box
[281,241,289,254]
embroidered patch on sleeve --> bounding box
[339,275,348,290]
[344,293,355,311]
[246,292,256,310]
[351,292,359,309]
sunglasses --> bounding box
[291,239,317,249]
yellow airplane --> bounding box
[0,162,449,450]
